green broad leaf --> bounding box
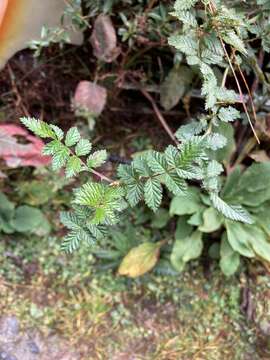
[93,249,122,260]
[111,226,139,254]
[225,221,255,258]
[11,206,47,233]
[226,221,270,263]
[33,217,51,236]
[0,192,15,222]
[151,208,170,229]
[65,156,82,178]
[144,178,163,212]
[187,211,203,226]
[210,193,253,224]
[0,219,14,234]
[170,231,203,272]
[218,106,241,123]
[153,259,179,276]
[175,216,193,240]
[18,180,55,206]
[208,243,220,260]
[65,127,81,147]
[170,187,202,216]
[241,187,270,207]
[21,117,56,139]
[75,139,92,156]
[87,150,107,169]
[237,163,270,193]
[118,242,163,278]
[251,231,270,262]
[220,233,240,276]
[222,166,242,199]
[160,65,194,110]
[254,205,270,236]
[199,207,223,233]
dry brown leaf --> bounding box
[249,150,270,163]
[74,81,107,116]
[90,14,120,63]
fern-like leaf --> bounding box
[144,178,162,211]
[210,193,253,224]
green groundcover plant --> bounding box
[21,0,270,277]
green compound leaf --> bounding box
[65,156,82,178]
[218,106,241,123]
[144,178,163,212]
[210,193,253,224]
[75,139,92,156]
[21,117,56,138]
[65,127,81,147]
[87,150,107,169]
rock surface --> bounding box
[0,316,80,360]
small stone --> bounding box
[259,319,270,335]
[27,341,40,354]
[0,317,20,342]
[0,351,17,360]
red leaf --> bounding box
[0,124,51,168]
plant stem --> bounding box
[140,88,179,146]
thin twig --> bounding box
[140,88,179,145]
[69,147,114,183]
[221,66,229,88]
[90,168,114,183]
[218,38,260,144]
[208,0,259,143]
[235,60,258,133]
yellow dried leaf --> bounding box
[0,0,83,69]
[118,242,162,278]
